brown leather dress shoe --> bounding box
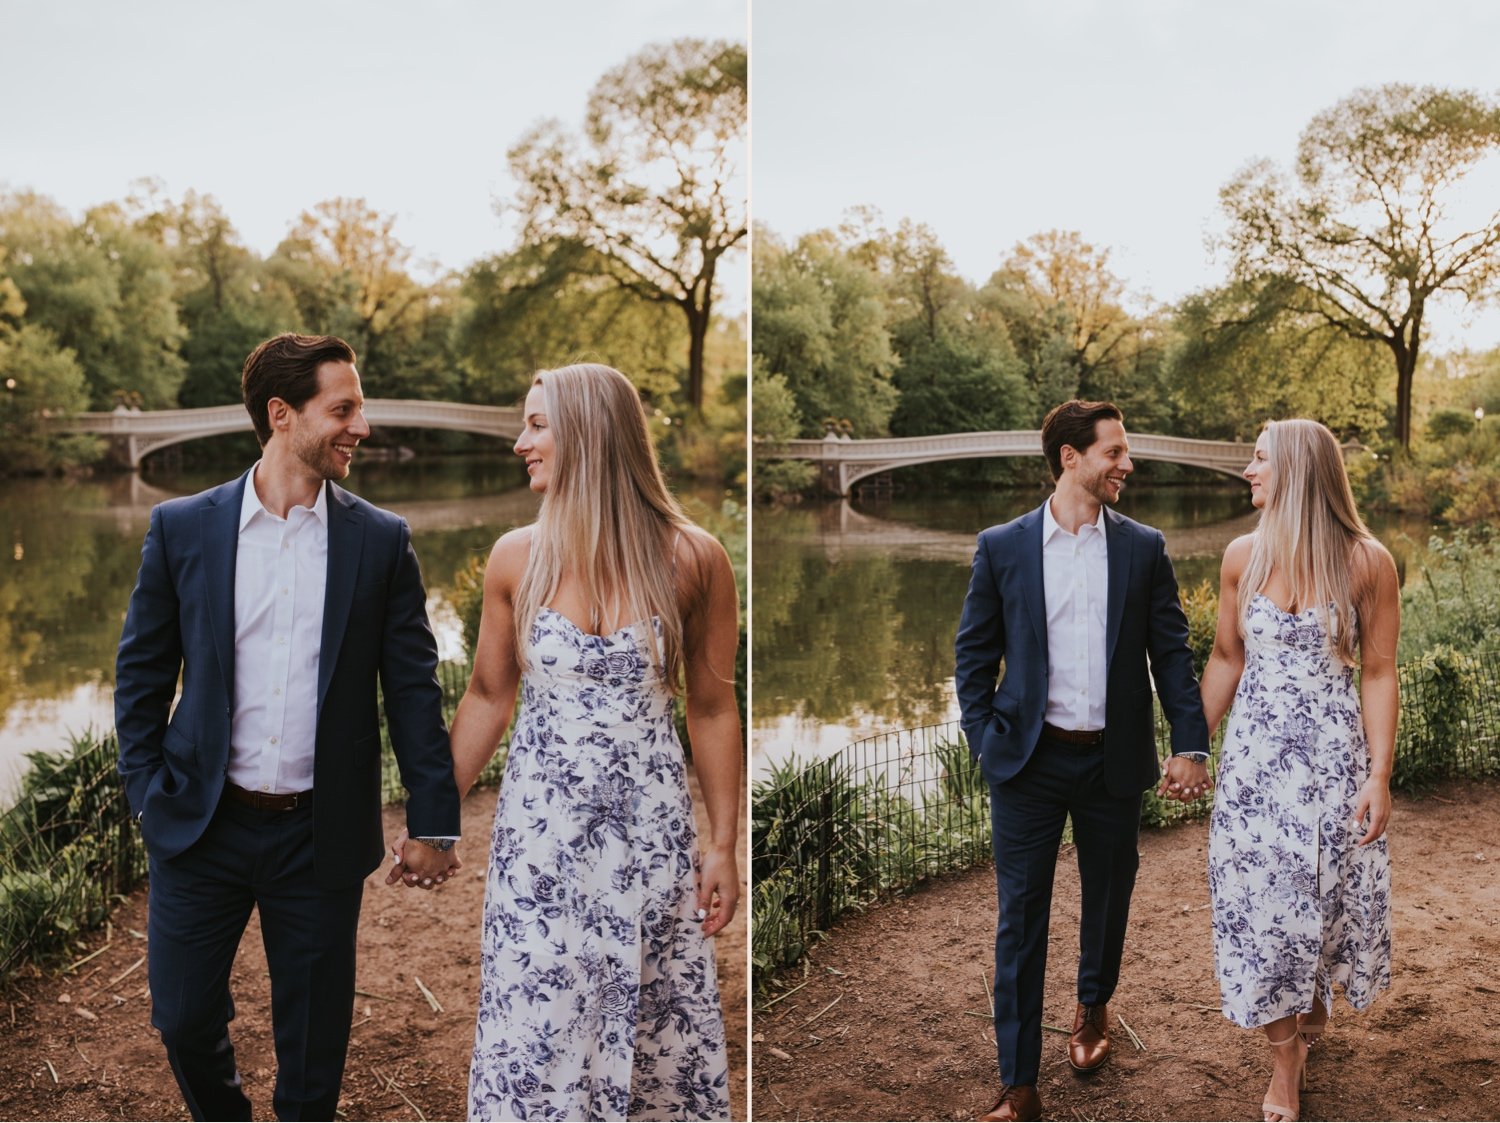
[1068,1002,1111,1072]
[977,1083,1042,1121]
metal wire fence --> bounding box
[751,649,1500,987]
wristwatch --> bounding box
[1173,751,1210,764]
[411,836,456,852]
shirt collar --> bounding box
[239,462,329,531]
[1042,497,1106,544]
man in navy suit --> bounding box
[116,334,462,1121]
[955,400,1211,1122]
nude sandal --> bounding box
[1262,1031,1307,1122]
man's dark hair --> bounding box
[1040,399,1124,480]
[242,333,356,446]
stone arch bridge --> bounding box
[755,431,1258,496]
[48,400,524,468]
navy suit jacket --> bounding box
[115,470,460,888]
[954,501,1209,797]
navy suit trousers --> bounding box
[147,796,363,1121]
[989,735,1141,1086]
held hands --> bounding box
[1156,755,1214,803]
[384,827,463,890]
[696,843,740,938]
[1351,777,1392,845]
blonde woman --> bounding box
[394,364,740,1121]
[1193,419,1398,1122]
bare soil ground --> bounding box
[0,775,746,1122]
[753,778,1500,1122]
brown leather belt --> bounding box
[1041,722,1105,746]
[223,781,312,812]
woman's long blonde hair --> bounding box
[1238,418,1375,664]
[513,363,697,690]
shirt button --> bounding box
[273,687,281,696]
[269,736,279,745]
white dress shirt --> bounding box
[1041,499,1109,732]
[228,465,327,794]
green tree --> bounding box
[752,227,898,438]
[749,357,814,501]
[982,229,1163,422]
[505,38,746,412]
[455,241,688,410]
[1166,278,1388,441]
[127,186,299,406]
[0,324,95,474]
[1220,84,1500,449]
[0,192,185,408]
[849,219,1033,437]
[270,198,455,399]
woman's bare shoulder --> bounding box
[486,525,535,588]
[1352,536,1398,589]
[1221,533,1254,576]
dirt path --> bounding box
[753,778,1500,1122]
[0,776,746,1122]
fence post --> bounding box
[816,784,834,931]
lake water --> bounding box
[0,456,540,802]
[750,486,1428,779]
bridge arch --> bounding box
[49,400,524,468]
[754,431,1256,496]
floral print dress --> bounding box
[468,608,730,1121]
[1208,594,1392,1029]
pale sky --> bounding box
[751,0,1500,351]
[4,0,746,304]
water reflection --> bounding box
[0,458,539,802]
[750,485,1425,777]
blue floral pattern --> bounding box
[469,608,730,1121]
[1208,594,1392,1028]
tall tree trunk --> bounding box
[1393,345,1417,450]
[685,303,707,412]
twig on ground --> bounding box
[63,945,112,974]
[762,979,811,1009]
[964,1011,992,1019]
[413,977,443,1014]
[1116,1014,1145,1052]
[72,1037,91,1064]
[44,1059,58,1085]
[983,970,994,1018]
[108,956,146,988]
[1042,1023,1070,1035]
[370,1067,426,1121]
[355,988,399,1002]
[801,993,843,1026]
